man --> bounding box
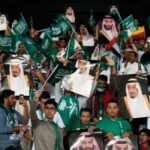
[89,74,114,122]
[0,89,28,150]
[30,90,64,150]
[139,128,150,150]
[89,100,132,140]
[119,78,150,119]
[119,50,146,75]
[35,91,66,135]
[73,132,100,150]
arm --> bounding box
[0,109,28,133]
[104,55,117,75]
[30,91,42,128]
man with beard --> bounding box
[98,15,120,58]
[73,132,100,150]
[119,78,150,119]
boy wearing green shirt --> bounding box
[89,99,132,140]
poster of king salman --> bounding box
[1,59,30,97]
[116,74,150,119]
[61,60,95,97]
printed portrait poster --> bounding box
[1,59,30,97]
[104,136,138,150]
[68,130,103,150]
[61,60,95,97]
[0,15,7,31]
[116,74,150,119]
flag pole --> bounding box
[40,64,59,91]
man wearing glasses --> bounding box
[30,91,64,150]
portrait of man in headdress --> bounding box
[61,60,94,97]
[2,60,30,96]
[119,78,150,119]
[70,132,100,150]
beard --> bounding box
[104,24,112,30]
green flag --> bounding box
[0,35,13,52]
[48,63,76,84]
[146,16,150,31]
[11,31,42,64]
[39,34,53,55]
[88,10,96,27]
[122,15,138,32]
[57,95,80,132]
[12,15,29,35]
[110,7,122,22]
[64,32,75,59]
[55,14,71,35]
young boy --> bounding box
[79,108,94,129]
[139,128,150,150]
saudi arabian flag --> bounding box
[48,63,76,84]
[88,10,96,27]
[45,26,62,37]
[0,35,13,52]
[57,95,80,132]
[55,14,72,35]
[39,34,53,55]
[146,16,150,31]
[64,32,82,59]
[122,15,138,32]
[110,7,122,22]
[11,31,42,64]
[12,15,29,35]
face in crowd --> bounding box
[18,43,25,54]
[127,83,138,99]
[11,64,21,77]
[80,111,91,125]
[59,39,67,48]
[6,94,16,108]
[128,51,137,63]
[106,102,119,119]
[44,103,57,119]
[139,132,150,145]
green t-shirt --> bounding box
[79,121,95,130]
[96,117,132,136]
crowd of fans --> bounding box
[0,5,150,150]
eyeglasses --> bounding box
[45,107,56,111]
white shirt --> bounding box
[119,62,146,75]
